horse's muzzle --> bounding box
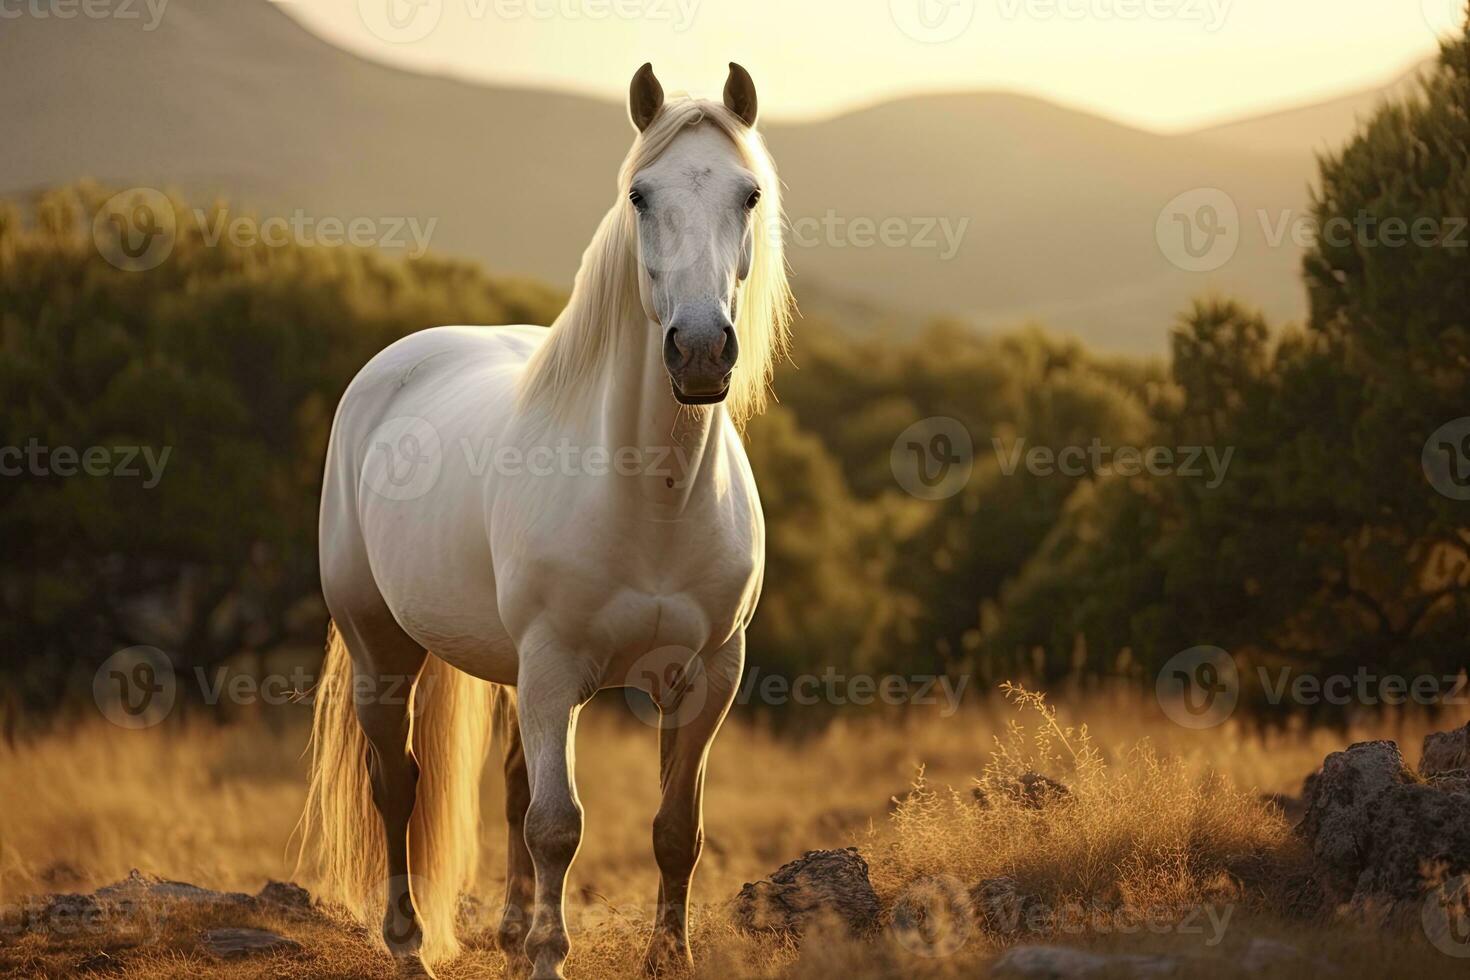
[664,313,737,405]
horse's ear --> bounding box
[629,62,664,132]
[723,62,758,127]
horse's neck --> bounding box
[599,314,723,508]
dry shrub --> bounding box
[872,684,1304,932]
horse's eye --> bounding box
[629,189,647,213]
[744,189,761,211]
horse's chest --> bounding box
[496,503,759,658]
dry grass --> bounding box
[2,683,1468,978]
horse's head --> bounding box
[625,63,764,406]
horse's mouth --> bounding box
[670,379,730,406]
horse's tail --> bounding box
[295,620,497,964]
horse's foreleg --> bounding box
[336,616,433,976]
[517,654,595,980]
[644,633,744,977]
[495,688,536,976]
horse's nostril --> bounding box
[720,326,738,367]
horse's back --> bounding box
[319,325,546,681]
[324,324,544,509]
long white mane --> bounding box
[519,97,793,427]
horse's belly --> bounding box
[389,587,518,684]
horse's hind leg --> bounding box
[333,608,433,976]
[494,687,536,976]
[643,633,744,977]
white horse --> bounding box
[299,63,791,980]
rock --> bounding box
[1296,738,1470,916]
[27,873,318,938]
[991,945,1179,977]
[973,772,1072,810]
[200,927,302,959]
[732,847,881,937]
[1420,722,1469,776]
[255,880,312,910]
[95,869,252,907]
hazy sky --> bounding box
[275,0,1457,130]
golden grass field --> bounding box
[3,681,1469,978]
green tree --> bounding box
[0,184,563,720]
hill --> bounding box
[0,0,1433,351]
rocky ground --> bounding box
[6,720,1470,977]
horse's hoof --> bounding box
[528,955,567,980]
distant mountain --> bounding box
[1189,59,1436,163]
[0,0,1437,352]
